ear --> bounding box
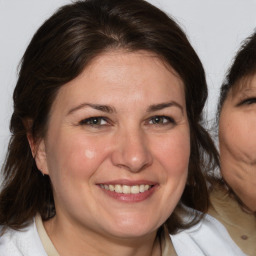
[34,139,50,175]
[23,118,49,175]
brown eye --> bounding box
[149,116,175,125]
[79,117,108,126]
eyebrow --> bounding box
[147,101,183,113]
[67,103,116,115]
[67,101,183,115]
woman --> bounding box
[207,32,256,256]
[0,0,218,255]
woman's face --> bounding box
[219,75,256,211]
[36,50,190,239]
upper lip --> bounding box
[96,179,157,186]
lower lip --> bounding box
[99,185,157,203]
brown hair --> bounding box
[0,0,218,234]
[218,31,256,116]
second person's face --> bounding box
[219,75,256,211]
[36,50,190,241]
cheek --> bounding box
[151,130,190,219]
[220,115,256,159]
[153,130,190,176]
[46,133,108,180]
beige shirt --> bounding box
[208,187,256,256]
[35,215,177,256]
[35,214,60,256]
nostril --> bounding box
[115,159,152,173]
[111,131,153,172]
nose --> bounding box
[111,128,153,173]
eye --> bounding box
[238,97,256,106]
[148,116,175,125]
[79,117,108,126]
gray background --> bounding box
[1,0,256,166]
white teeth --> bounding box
[123,185,131,194]
[131,185,140,194]
[109,184,115,191]
[115,185,122,193]
[100,184,152,194]
[139,185,145,193]
[145,185,150,190]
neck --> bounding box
[44,215,161,256]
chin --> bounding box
[104,215,162,239]
[109,227,157,239]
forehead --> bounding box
[51,49,185,112]
[88,49,178,76]
[229,74,256,99]
[64,50,182,88]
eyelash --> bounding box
[148,116,176,125]
[79,116,109,126]
[238,97,256,106]
[78,115,176,127]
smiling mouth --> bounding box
[99,184,153,194]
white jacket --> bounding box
[171,213,247,256]
[0,220,47,256]
[0,214,247,256]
